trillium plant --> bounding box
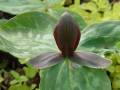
[29,12,111,69]
[29,12,112,90]
[1,11,120,90]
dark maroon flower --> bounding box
[29,12,111,69]
[54,12,80,57]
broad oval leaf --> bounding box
[79,21,120,52]
[0,0,64,14]
[0,0,44,14]
[40,60,111,90]
[0,12,58,59]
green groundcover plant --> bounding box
[0,11,120,90]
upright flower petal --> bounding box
[54,12,81,56]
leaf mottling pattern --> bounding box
[40,60,111,90]
[0,12,57,59]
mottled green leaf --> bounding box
[40,60,111,90]
[0,0,65,14]
[0,0,45,14]
[79,21,120,52]
[0,12,58,59]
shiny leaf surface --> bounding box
[0,12,57,59]
[40,60,111,90]
[79,21,120,51]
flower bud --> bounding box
[54,12,81,56]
